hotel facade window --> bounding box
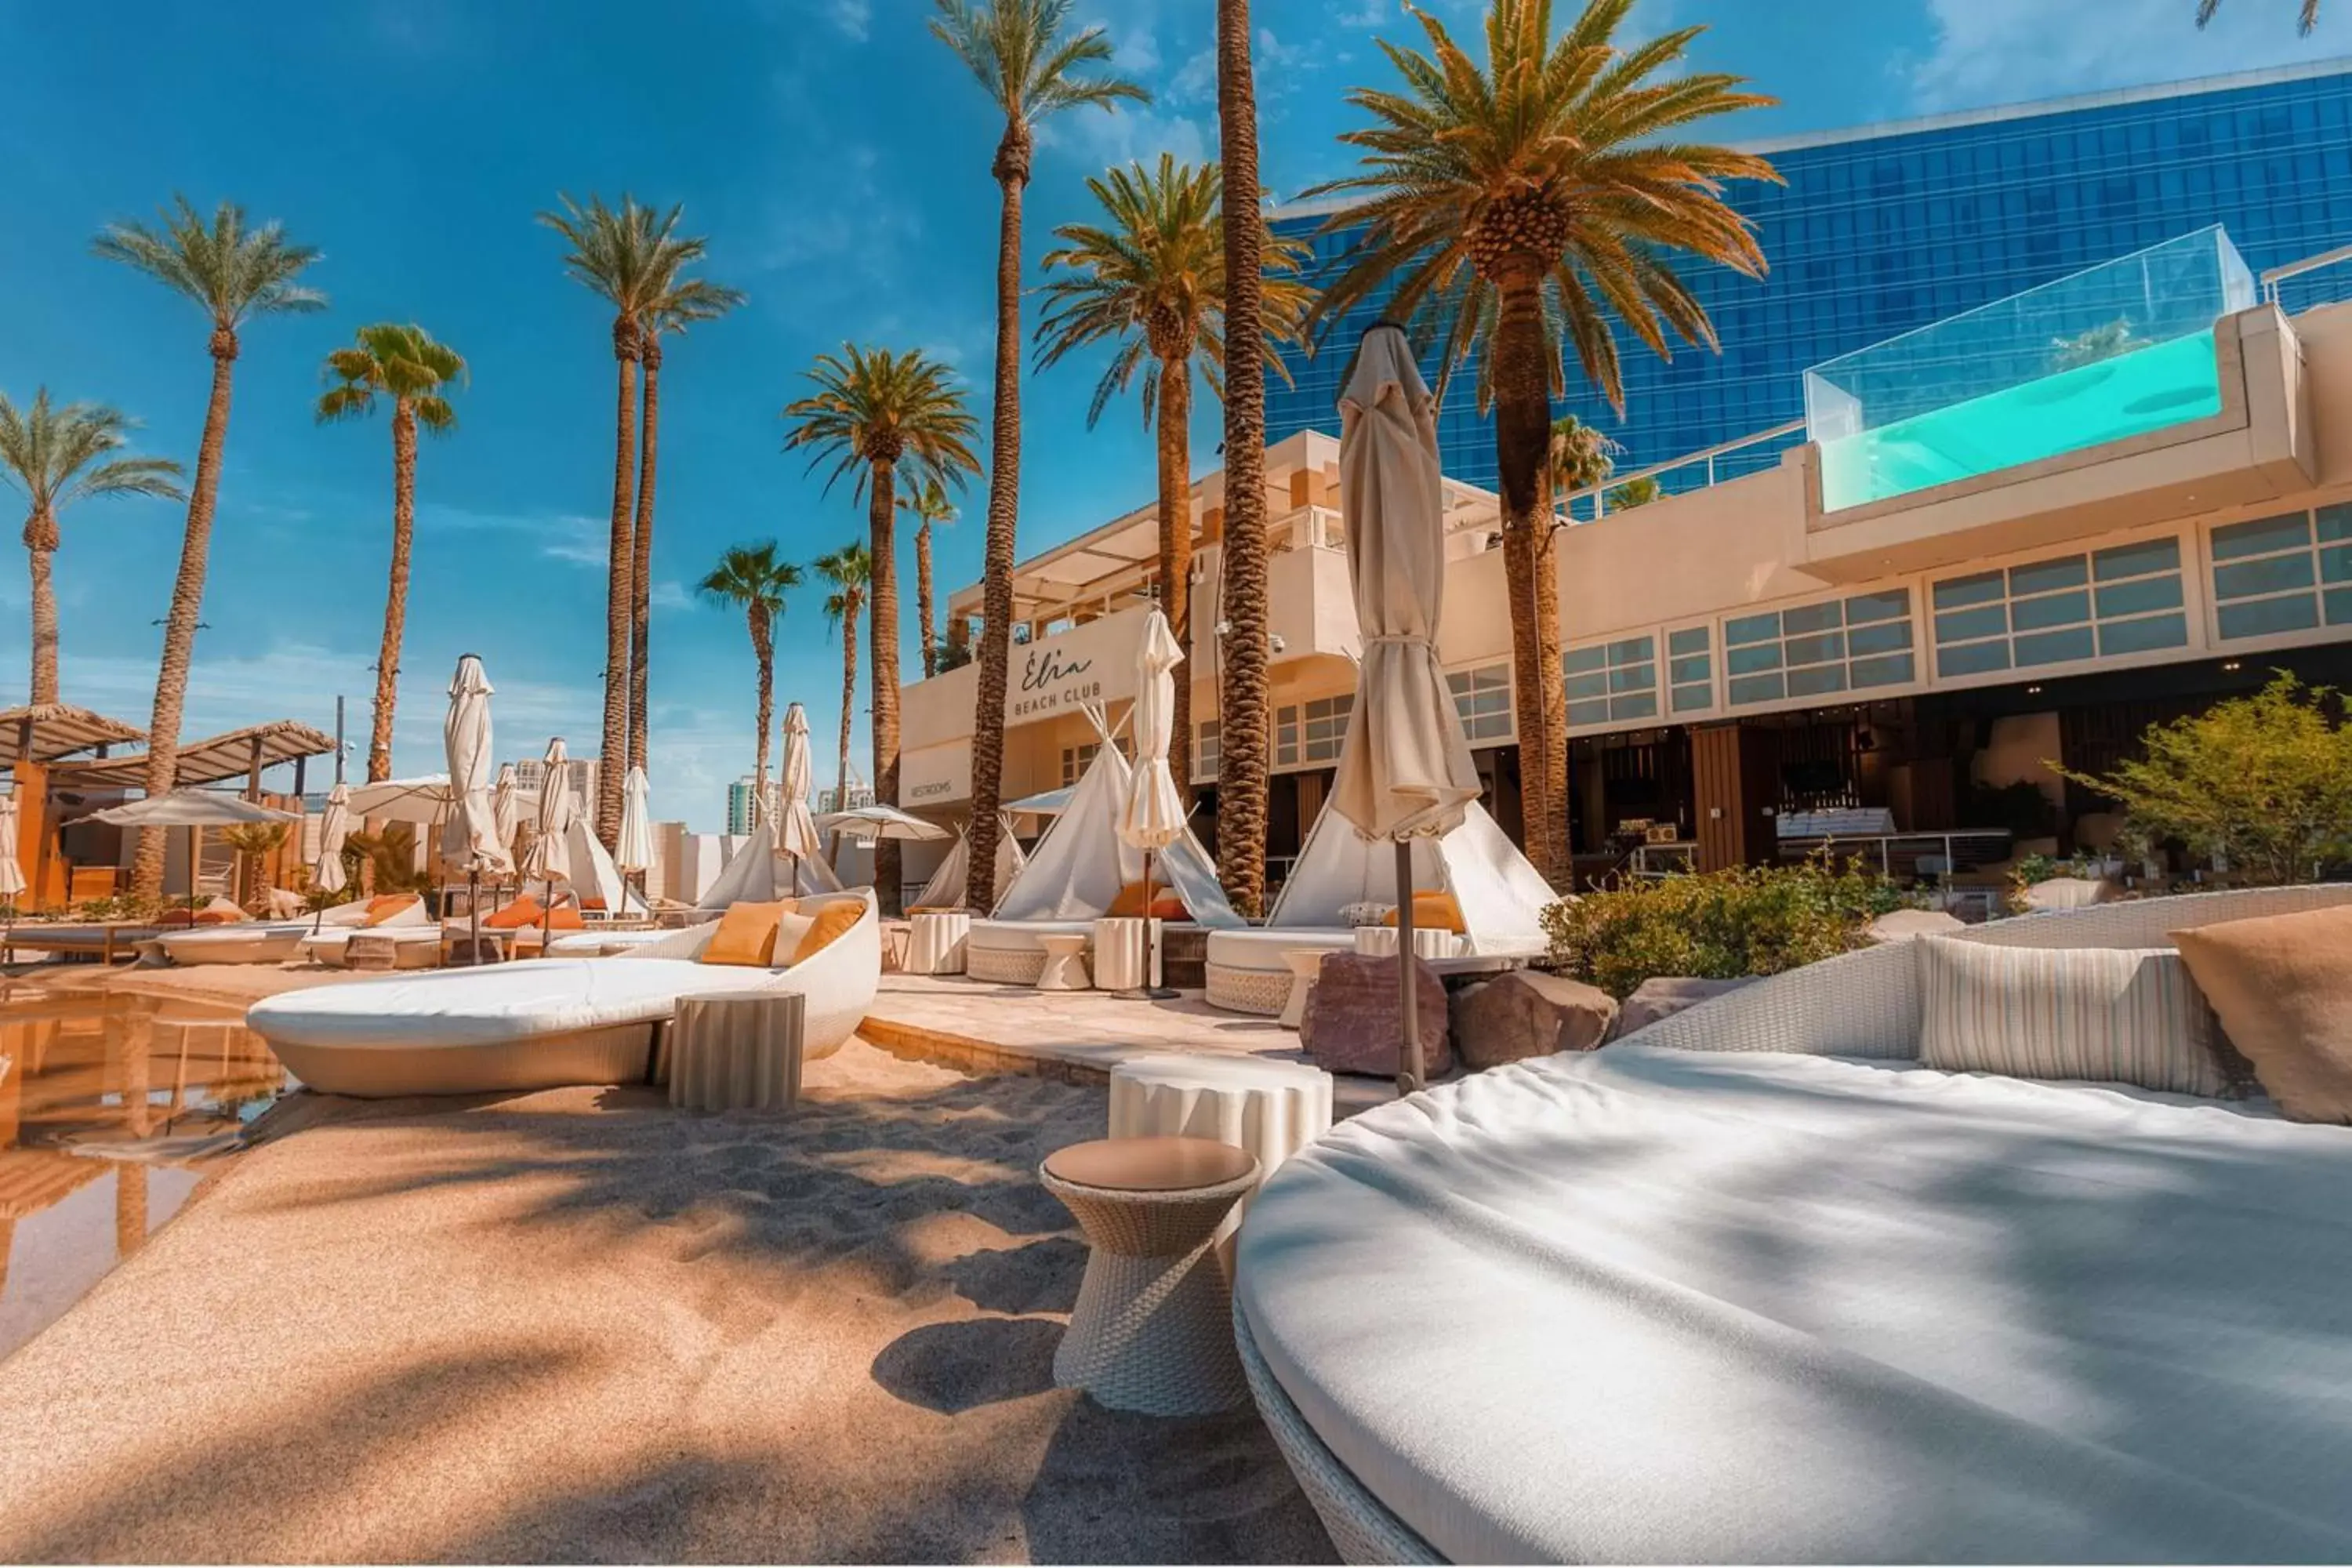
[1059,742,1098,786]
[1668,626,1715,714]
[1933,538,2190,677]
[1447,662,1514,742]
[1194,720,1220,782]
[1725,590,1915,707]
[1275,694,1352,770]
[2210,506,2352,641]
[1566,637,1659,728]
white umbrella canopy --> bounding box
[344,775,455,825]
[776,703,827,865]
[88,791,299,828]
[521,739,576,887]
[311,781,351,896]
[441,655,512,877]
[1118,608,1187,855]
[1330,323,1483,1094]
[815,803,951,841]
[0,790,25,902]
[616,764,654,874]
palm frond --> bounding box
[0,387,184,512]
[929,0,1149,132]
[782,343,982,503]
[93,195,325,328]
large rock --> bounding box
[1451,971,1617,1070]
[1609,976,1761,1042]
[1301,952,1453,1078]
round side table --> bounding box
[1352,925,1462,961]
[1109,1052,1334,1238]
[1040,1135,1261,1416]
[1035,932,1091,992]
[1277,949,1327,1029]
[669,990,808,1112]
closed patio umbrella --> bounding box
[777,703,828,895]
[616,764,654,898]
[1117,608,1186,994]
[441,655,510,960]
[491,764,524,882]
[522,739,576,924]
[1331,323,1483,1094]
[0,789,24,909]
[308,781,351,930]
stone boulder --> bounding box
[1608,976,1761,1042]
[1866,908,1967,944]
[1451,971,1617,1070]
[1301,952,1453,1078]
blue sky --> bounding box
[0,0,2336,829]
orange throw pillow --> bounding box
[792,898,866,964]
[1381,890,1466,935]
[546,904,585,931]
[483,895,543,931]
[363,895,420,928]
[1108,880,1171,918]
[2172,903,2352,1123]
[701,901,791,967]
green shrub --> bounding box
[1541,856,1918,1000]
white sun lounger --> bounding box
[246,890,880,1097]
[147,901,378,967]
[294,899,437,967]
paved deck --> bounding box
[859,973,1396,1117]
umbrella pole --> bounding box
[468,865,481,964]
[1395,839,1421,1098]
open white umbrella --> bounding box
[815,803,951,841]
[89,791,302,915]
[1331,323,1483,1094]
[0,789,26,911]
[521,739,576,920]
[776,703,829,894]
[616,764,654,893]
[343,774,455,824]
[441,655,510,959]
[1117,608,1187,994]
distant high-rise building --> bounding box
[816,784,874,815]
[508,753,598,806]
[724,776,767,837]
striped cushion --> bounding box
[1916,938,2235,1098]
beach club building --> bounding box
[898,216,2352,892]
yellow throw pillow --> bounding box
[362,895,419,928]
[1381,890,1466,935]
[701,900,792,967]
[2172,903,2352,1123]
[793,898,866,964]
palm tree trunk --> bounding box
[1215,2,1271,918]
[966,138,1029,913]
[628,335,663,778]
[1492,268,1569,887]
[749,605,774,823]
[132,332,237,900]
[1155,352,1193,800]
[23,509,60,706]
[915,521,938,681]
[597,317,641,851]
[366,400,418,785]
[836,601,858,863]
[867,456,903,916]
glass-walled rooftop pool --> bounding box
[1807,227,2255,511]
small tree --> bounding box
[1606,475,1661,511]
[2053,673,2352,884]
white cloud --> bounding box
[1330,0,1390,28]
[648,579,692,612]
[1042,100,1212,168]
[414,501,611,568]
[825,0,869,42]
[1904,0,2335,114]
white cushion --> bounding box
[248,958,784,1051]
[1237,1045,2352,1564]
[542,927,677,956]
[965,919,1096,953]
[1205,927,1355,974]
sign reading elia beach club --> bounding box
[1006,612,1143,722]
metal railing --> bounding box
[1560,418,1809,523]
[2260,241,2352,307]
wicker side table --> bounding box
[668,990,808,1112]
[1040,1135,1260,1416]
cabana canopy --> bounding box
[54,720,334,789]
[0,704,143,766]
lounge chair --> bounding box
[147,901,376,967]
[295,897,436,967]
[1236,884,2352,1565]
[246,889,879,1097]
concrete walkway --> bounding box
[860,974,1397,1117]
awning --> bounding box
[0,704,144,766]
[51,720,335,789]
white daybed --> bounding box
[296,900,440,969]
[1206,801,1555,1015]
[1235,884,2352,1564]
[248,889,880,1097]
[147,901,375,967]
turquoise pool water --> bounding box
[1819,328,2223,511]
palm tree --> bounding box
[897,476,957,679]
[782,346,980,915]
[813,541,872,859]
[1214,0,1273,915]
[630,274,745,779]
[697,541,802,826]
[931,0,1149,913]
[0,391,186,706]
[537,192,709,846]
[1305,0,1776,885]
[317,324,466,785]
[1548,412,1622,520]
[93,197,325,897]
[2194,0,2321,31]
[1035,154,1315,808]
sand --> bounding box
[0,1000,1335,1563]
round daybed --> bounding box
[1234,885,2352,1564]
[964,918,1104,985]
[248,890,879,1098]
[147,923,314,967]
[1203,928,1356,1014]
